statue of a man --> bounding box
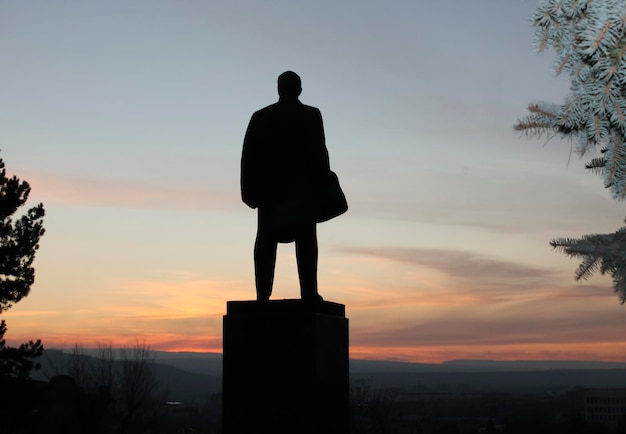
[241,71,331,303]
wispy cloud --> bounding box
[335,246,626,361]
[24,171,239,211]
[349,295,626,348]
[342,167,624,235]
[340,246,558,291]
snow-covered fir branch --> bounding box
[517,0,626,301]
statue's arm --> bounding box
[241,114,259,209]
[315,108,331,172]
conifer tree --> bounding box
[0,153,45,378]
[516,0,626,301]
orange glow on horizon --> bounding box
[6,331,626,364]
[349,342,626,364]
[6,255,626,365]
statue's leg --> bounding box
[254,209,277,301]
[295,223,321,301]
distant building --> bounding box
[584,388,626,425]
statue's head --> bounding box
[277,71,302,98]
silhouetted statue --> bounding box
[241,71,346,302]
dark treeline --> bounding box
[0,342,221,434]
[6,347,626,433]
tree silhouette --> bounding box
[41,342,160,434]
[118,340,159,434]
[0,152,45,379]
[515,0,626,301]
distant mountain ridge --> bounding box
[36,349,626,398]
[442,359,626,371]
[43,349,626,376]
[149,352,626,375]
[33,349,221,405]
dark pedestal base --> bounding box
[222,300,349,434]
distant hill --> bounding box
[150,352,626,376]
[350,369,626,393]
[348,358,626,393]
[154,352,626,393]
[34,349,221,405]
[36,349,626,396]
[154,351,223,377]
[442,359,626,371]
[44,349,626,375]
[349,358,626,374]
[154,362,220,403]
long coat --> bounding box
[241,99,330,211]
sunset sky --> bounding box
[3,0,626,363]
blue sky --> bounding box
[3,0,626,362]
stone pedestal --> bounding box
[222,300,349,434]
